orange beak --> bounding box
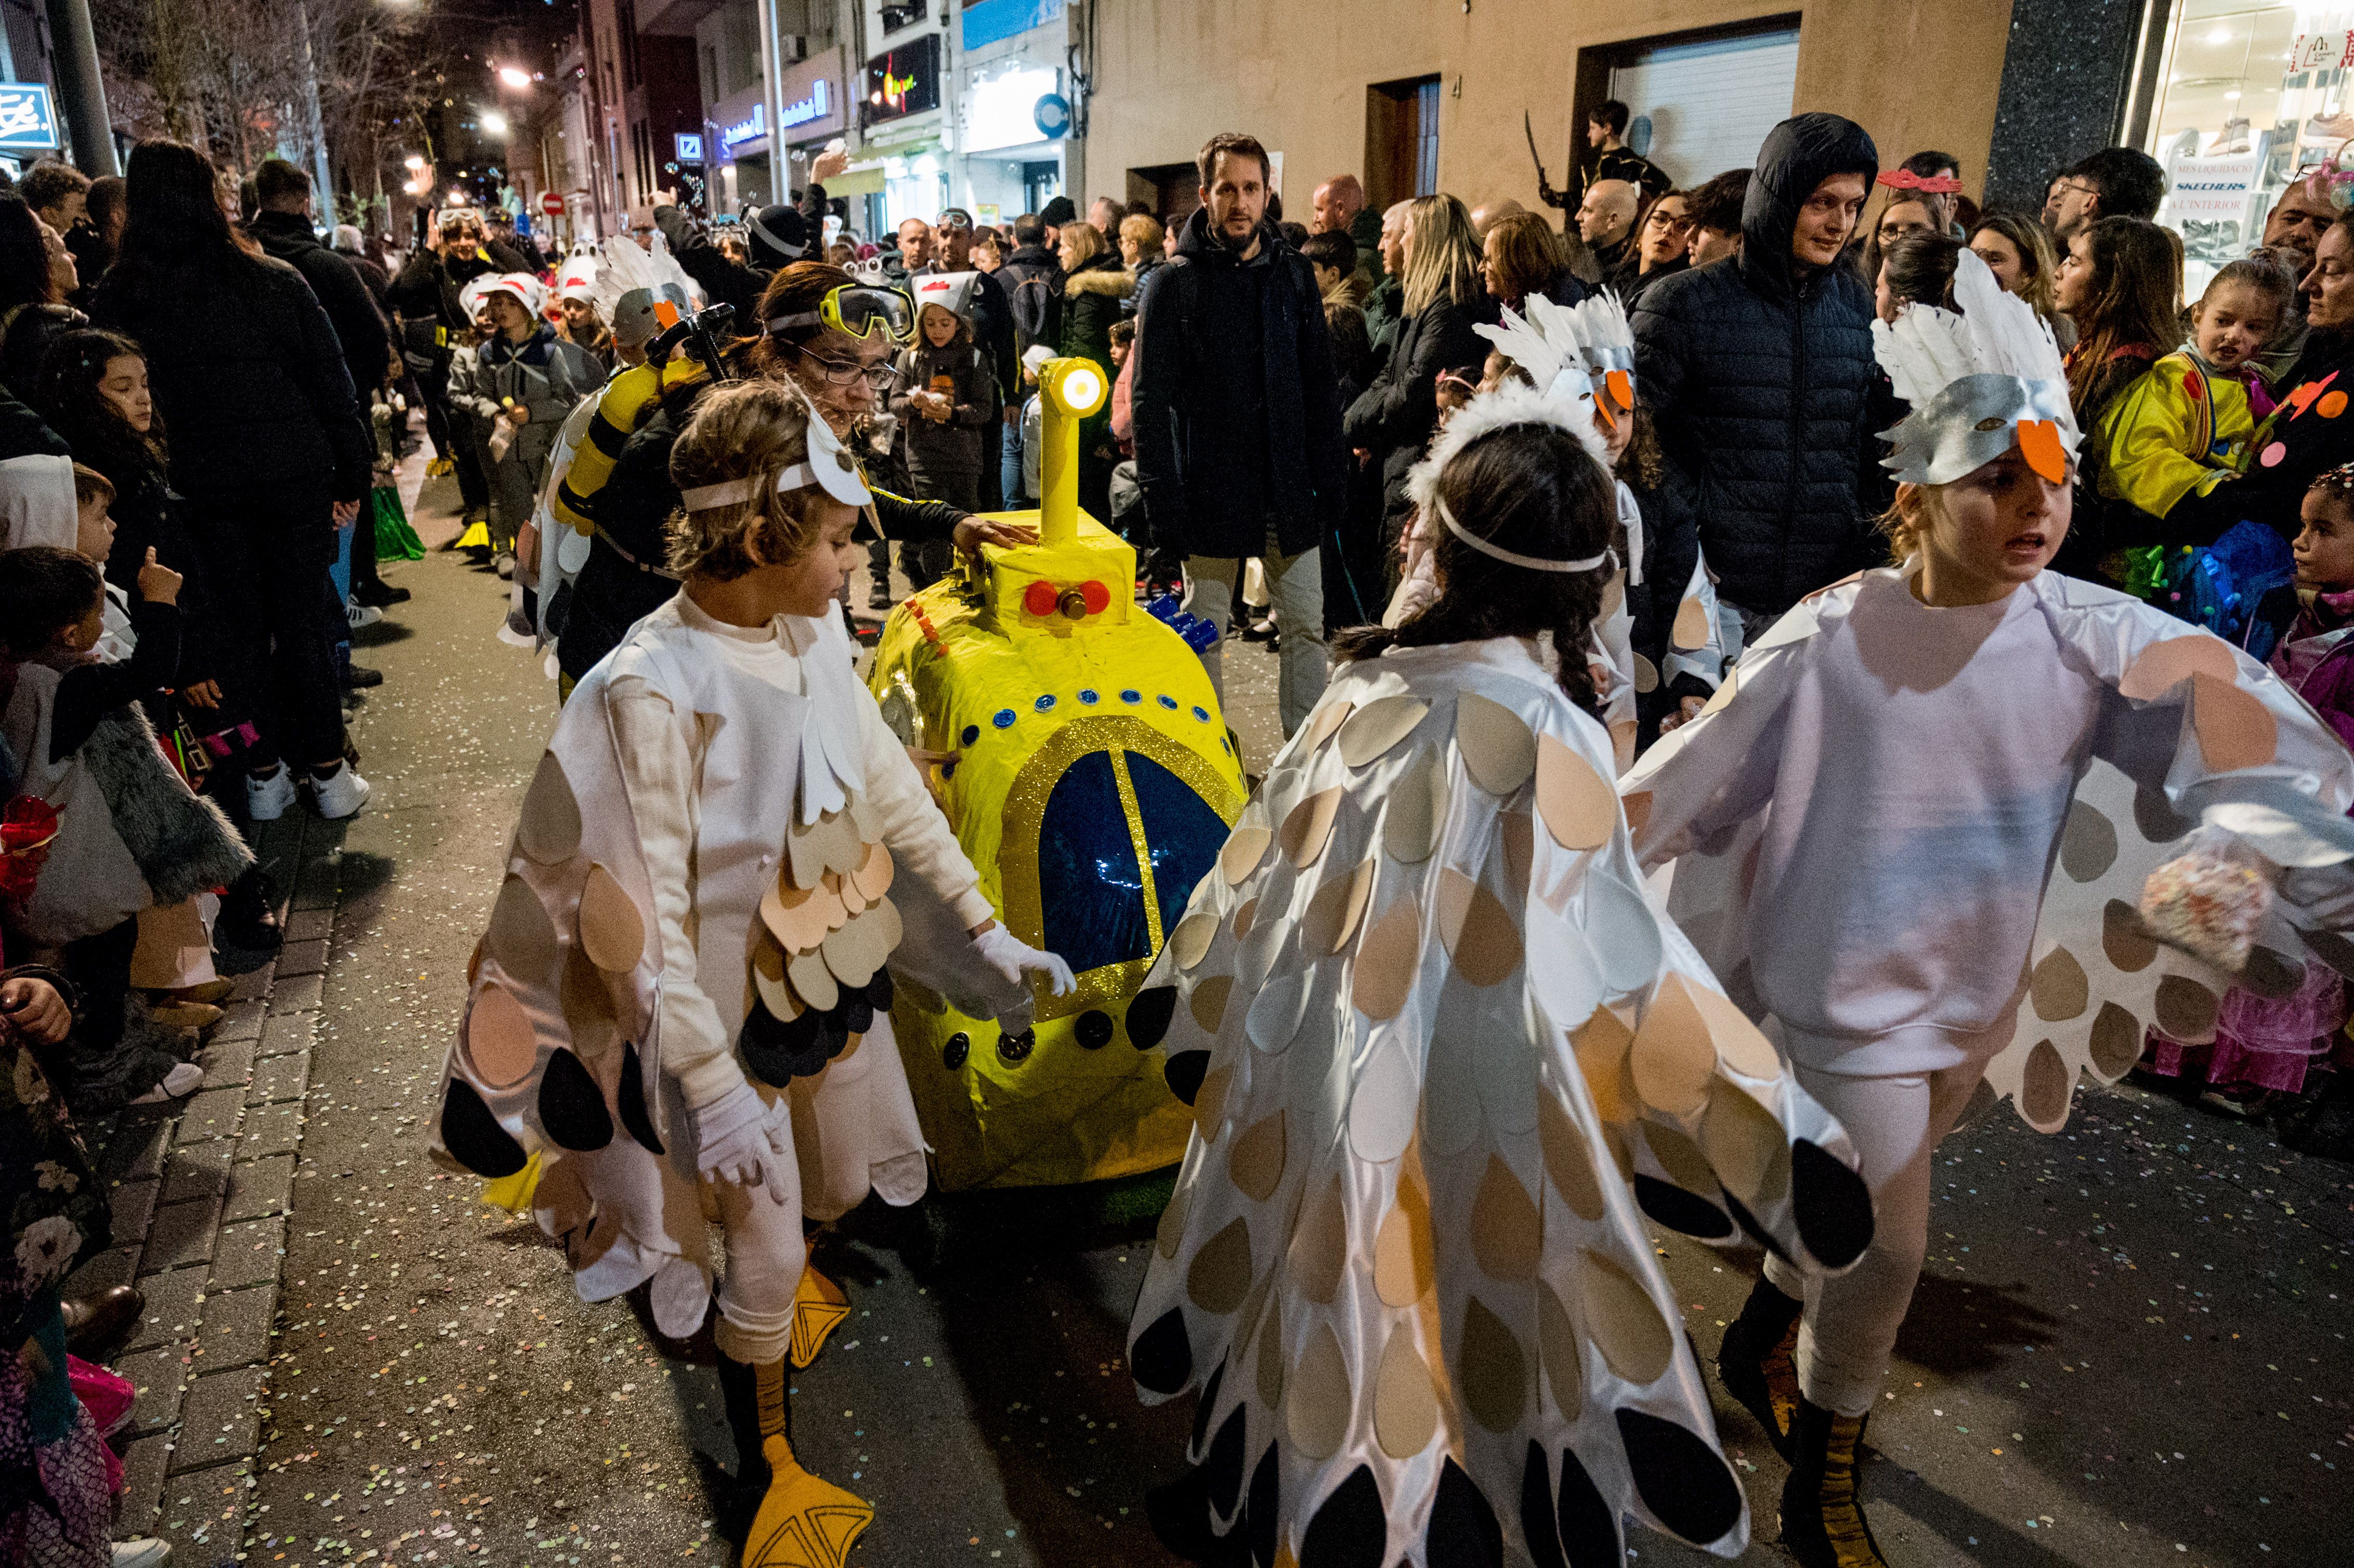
[1605,369,1634,412]
[2017,419,2068,484]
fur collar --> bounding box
[1065,268,1135,299]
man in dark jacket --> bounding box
[1134,132,1349,736]
[915,207,1018,508]
[388,216,494,517]
[1633,112,1879,630]
[250,161,391,407]
[654,190,812,323]
[999,213,1065,357]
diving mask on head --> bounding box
[766,284,916,347]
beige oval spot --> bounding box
[2059,802,2118,883]
[1353,897,1422,1022]
[1574,1008,1638,1127]
[1469,1155,1541,1280]
[1194,1064,1234,1136]
[1302,697,1354,752]
[1221,825,1273,886]
[2155,974,2220,1041]
[2018,1040,2073,1130]
[1630,973,1715,1116]
[1537,1093,1607,1221]
[577,864,647,974]
[1687,979,1783,1081]
[1232,897,1259,941]
[2087,1000,2143,1082]
[1641,1121,1720,1197]
[1535,733,1617,851]
[466,982,539,1087]
[1671,594,1711,651]
[2191,672,2279,772]
[2029,947,2089,1023]
[1155,1181,1193,1260]
[1458,692,1538,795]
[1578,1248,1675,1385]
[820,912,886,988]
[2102,899,2157,973]
[1372,1327,1440,1459]
[1373,1188,1435,1306]
[1279,786,1344,868]
[761,877,828,955]
[1458,1295,1528,1432]
[486,873,559,978]
[1171,910,1220,971]
[516,753,582,865]
[1338,694,1431,767]
[1383,749,1447,864]
[1536,1281,1586,1421]
[1189,974,1235,1034]
[1436,869,1523,987]
[750,936,802,1022]
[1622,790,1653,839]
[1227,1110,1287,1202]
[851,840,895,902]
[1255,1293,1286,1409]
[1185,1216,1254,1314]
[1501,813,1537,905]
[787,950,839,1012]
[1632,653,1660,695]
[1302,858,1378,956]
[1290,1176,1348,1304]
[2119,634,2239,700]
[1286,1324,1351,1458]
[1702,1077,1790,1207]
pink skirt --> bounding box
[2146,959,2346,1094]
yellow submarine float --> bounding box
[868,358,1246,1193]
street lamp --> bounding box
[479,109,509,136]
[403,153,425,171]
[498,66,531,89]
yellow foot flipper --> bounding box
[743,1435,872,1568]
[788,1264,850,1369]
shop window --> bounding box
[1365,74,1442,214]
[2143,3,2354,293]
[881,0,928,34]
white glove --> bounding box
[970,924,1076,1036]
[689,1080,790,1205]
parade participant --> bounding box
[450,272,603,581]
[1130,373,1876,1566]
[1621,248,2354,1566]
[433,380,1073,1565]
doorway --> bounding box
[1129,161,1200,223]
[1365,74,1442,214]
[1023,160,1063,216]
[1576,17,1801,191]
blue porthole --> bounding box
[1078,689,1101,705]
[992,709,1017,729]
[1035,694,1056,713]
[1157,694,1179,711]
[1192,706,1211,722]
[1120,689,1142,704]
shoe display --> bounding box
[2199,1081,2273,1118]
[215,869,283,955]
[167,978,237,1005]
[129,1061,205,1105]
[352,579,411,606]
[1780,1399,1891,1568]
[310,763,372,820]
[789,1265,851,1369]
[61,1284,146,1357]
[246,766,297,822]
[343,663,384,689]
[346,601,384,629]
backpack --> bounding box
[1006,267,1058,352]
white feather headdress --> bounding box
[1874,247,2078,486]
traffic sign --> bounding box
[0,84,59,153]
[540,191,565,218]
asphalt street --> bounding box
[226,466,2352,1568]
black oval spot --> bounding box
[1141,1465,1224,1565]
[1425,1456,1502,1568]
[1128,985,1179,1048]
[1554,1445,1620,1568]
[998,1028,1035,1064]
[536,1047,613,1151]
[1721,1188,1791,1265]
[1245,1442,1280,1568]
[618,1042,663,1155]
[1791,1139,1875,1270]
[1519,1442,1567,1568]
[440,1077,528,1178]
[1299,1464,1385,1568]
[1633,1174,1735,1240]
[1075,1008,1116,1049]
[1613,1408,1743,1547]
[1131,1307,1193,1395]
[1165,1048,1211,1105]
[1189,1357,1226,1458]
[741,1000,833,1086]
[844,999,874,1036]
[1202,1405,1247,1523]
[865,972,895,1012]
[942,1031,970,1070]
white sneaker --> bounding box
[113,1540,172,1567]
[246,767,297,822]
[346,600,384,629]
[129,1062,204,1105]
[494,550,516,580]
[310,763,371,820]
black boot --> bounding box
[715,1349,871,1567]
[214,868,283,958]
[1780,1399,1891,1568]
[1717,1276,1802,1457]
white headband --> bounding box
[1434,499,1612,574]
[679,464,820,512]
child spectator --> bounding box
[890,273,1001,589]
[0,545,251,1108]
[452,273,603,580]
[1016,344,1052,505]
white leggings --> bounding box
[1762,1059,1986,1417]
[707,1087,809,1366]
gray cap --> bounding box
[611,282,691,348]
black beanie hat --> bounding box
[746,204,811,268]
[1039,194,1077,229]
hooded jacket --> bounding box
[1060,251,1133,374]
[1632,112,1880,615]
[251,209,393,400]
[1131,208,1349,559]
[1342,278,1497,533]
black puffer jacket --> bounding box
[1632,112,1880,615]
[94,253,370,505]
[1343,288,1497,533]
[250,210,393,401]
[1132,209,1348,560]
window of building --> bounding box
[1365,74,1442,213]
[880,0,928,35]
[1580,19,1800,192]
[2141,2,2354,292]
[619,0,643,89]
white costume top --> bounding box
[1623,568,2354,1103]
[1132,635,1875,1564]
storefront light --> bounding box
[964,64,1060,153]
[914,153,940,177]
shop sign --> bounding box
[965,63,1060,152]
[2169,149,2265,222]
[865,33,943,125]
[723,104,766,149]
[2290,33,2354,73]
[0,83,58,152]
[675,132,704,162]
[780,78,831,131]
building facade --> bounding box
[578,0,707,236]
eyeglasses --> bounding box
[1645,210,1693,230]
[2049,179,2098,202]
[789,341,898,389]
